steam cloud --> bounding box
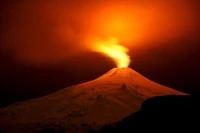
[0,0,198,66]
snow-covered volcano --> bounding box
[0,68,187,133]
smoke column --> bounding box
[0,0,198,66]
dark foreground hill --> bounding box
[92,95,200,133]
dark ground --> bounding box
[91,95,200,133]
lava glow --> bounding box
[92,37,130,68]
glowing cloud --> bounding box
[1,0,197,66]
[90,37,130,68]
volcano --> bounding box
[0,68,187,133]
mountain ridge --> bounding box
[0,67,187,133]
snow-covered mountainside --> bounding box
[0,68,187,133]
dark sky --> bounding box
[0,0,199,107]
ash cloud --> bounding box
[0,0,198,66]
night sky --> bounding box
[0,0,199,108]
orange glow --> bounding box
[1,0,197,66]
[90,3,140,44]
[90,37,130,68]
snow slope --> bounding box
[0,68,187,133]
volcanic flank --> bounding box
[0,68,187,133]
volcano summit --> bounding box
[0,68,187,133]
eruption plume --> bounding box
[89,37,131,68]
[0,0,197,66]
